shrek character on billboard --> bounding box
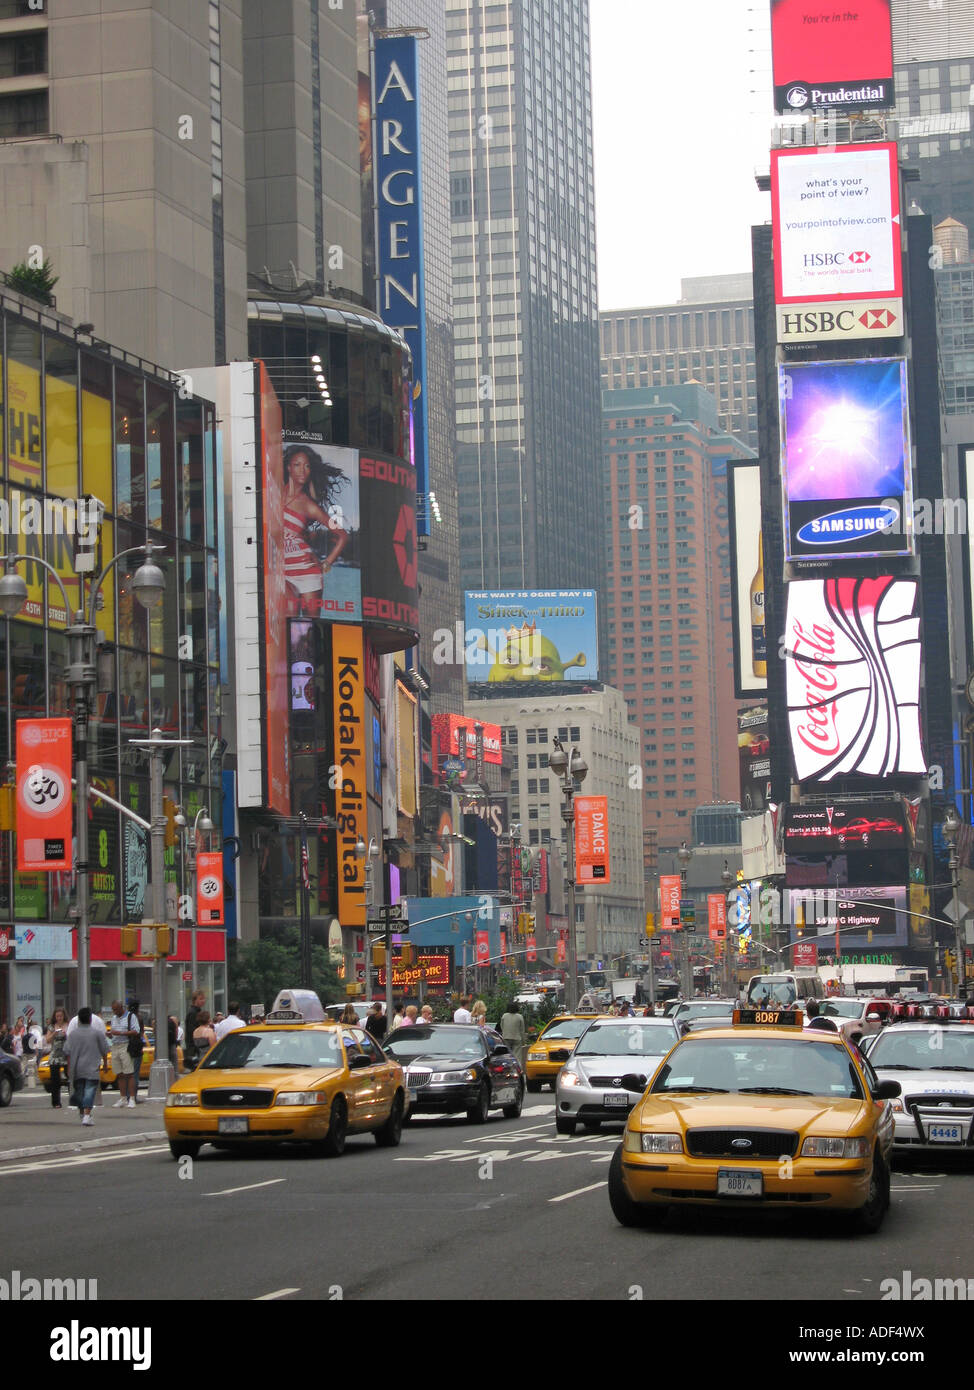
[481,622,587,683]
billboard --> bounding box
[332,625,367,927]
[784,577,925,782]
[395,679,419,818]
[281,432,361,621]
[460,796,508,839]
[771,144,902,344]
[374,35,429,532]
[431,714,503,781]
[464,590,598,686]
[15,719,72,872]
[575,797,610,884]
[377,950,452,990]
[728,461,766,698]
[359,453,420,645]
[780,358,912,562]
[771,0,894,113]
[783,801,907,853]
[738,708,771,813]
[788,884,908,948]
[258,363,291,818]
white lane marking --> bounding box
[1,1145,170,1175]
[549,1180,608,1203]
[891,1185,940,1192]
[254,1287,300,1301]
[205,1178,286,1197]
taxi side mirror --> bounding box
[866,1013,881,1022]
[874,1079,901,1100]
[349,1054,372,1070]
[621,1073,647,1094]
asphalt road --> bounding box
[3,1091,974,1303]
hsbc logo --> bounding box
[778,300,902,341]
[859,307,897,330]
[848,251,871,264]
[802,250,871,268]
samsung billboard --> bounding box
[463,590,599,686]
[779,357,913,563]
[374,35,429,534]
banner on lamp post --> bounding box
[475,929,489,965]
[195,851,225,925]
[16,718,73,872]
[575,796,610,883]
[660,875,682,931]
[708,894,727,941]
[526,934,537,962]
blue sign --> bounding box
[374,35,429,534]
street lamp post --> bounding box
[548,738,588,1012]
[721,860,733,998]
[0,542,166,1012]
[677,842,692,999]
[942,807,966,1000]
[355,836,381,1007]
[175,805,214,1006]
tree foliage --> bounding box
[228,929,342,1010]
[7,258,58,306]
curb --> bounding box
[0,1130,168,1162]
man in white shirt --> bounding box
[214,1002,248,1041]
[453,996,473,1025]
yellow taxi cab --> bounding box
[609,1007,901,1234]
[164,989,407,1160]
[38,1028,183,1090]
[525,1014,600,1093]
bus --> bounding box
[744,971,820,1008]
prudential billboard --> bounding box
[374,35,429,535]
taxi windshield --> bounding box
[576,1022,673,1057]
[540,1019,593,1041]
[869,1029,974,1071]
[200,1029,342,1070]
[384,1026,484,1060]
[650,1037,865,1098]
[746,978,797,1007]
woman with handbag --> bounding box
[44,1007,70,1109]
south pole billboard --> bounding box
[771,143,903,344]
[784,576,926,783]
[463,590,598,686]
[779,357,912,563]
[771,0,894,114]
[373,35,429,534]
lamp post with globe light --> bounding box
[174,805,214,1006]
[548,737,588,1011]
[942,806,967,1000]
[677,841,692,998]
[0,543,167,1012]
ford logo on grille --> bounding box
[731,1137,752,1149]
[229,1094,243,1102]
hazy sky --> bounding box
[591,0,773,310]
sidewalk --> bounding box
[0,1086,167,1161]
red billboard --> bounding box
[195,851,225,926]
[771,0,894,113]
[258,362,291,817]
[16,718,73,872]
[660,875,682,932]
[793,940,819,968]
[431,713,503,780]
[708,895,727,941]
[575,796,610,884]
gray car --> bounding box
[554,1016,679,1135]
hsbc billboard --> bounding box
[784,576,925,784]
[771,144,902,344]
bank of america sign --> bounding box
[784,576,925,782]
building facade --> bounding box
[600,277,758,452]
[466,684,644,962]
[0,288,225,1025]
[601,384,754,877]
[446,0,602,592]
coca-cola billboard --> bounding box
[784,577,925,783]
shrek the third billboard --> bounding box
[464,590,598,686]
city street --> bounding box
[3,1088,972,1303]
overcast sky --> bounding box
[591,0,773,310]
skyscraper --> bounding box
[446,0,602,591]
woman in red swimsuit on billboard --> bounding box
[283,445,349,616]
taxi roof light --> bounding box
[265,988,326,1024]
[732,1007,804,1029]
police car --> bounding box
[864,1020,974,1154]
[164,989,408,1159]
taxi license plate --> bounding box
[218,1117,249,1135]
[604,1092,629,1107]
[717,1169,763,1198]
[928,1122,963,1143]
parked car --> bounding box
[0,1052,25,1107]
[383,1023,525,1122]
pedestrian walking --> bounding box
[453,996,473,1025]
[339,1003,359,1026]
[391,1001,404,1030]
[419,1005,433,1023]
[185,989,206,1070]
[364,1002,387,1041]
[192,1011,218,1057]
[64,1007,109,1126]
[470,999,487,1027]
[44,1007,70,1109]
[500,1001,527,1069]
[214,1001,247,1041]
[108,999,141,1108]
[402,1005,418,1026]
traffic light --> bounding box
[156,926,172,956]
[373,945,387,967]
[0,784,14,832]
[523,912,535,934]
[163,795,178,848]
[397,945,416,967]
[120,925,139,957]
[645,912,656,937]
[945,949,956,975]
